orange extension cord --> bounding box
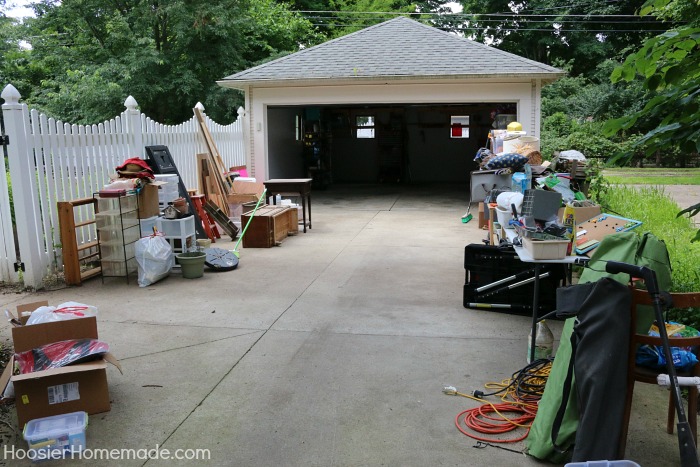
[447,358,552,443]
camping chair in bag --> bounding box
[618,287,700,459]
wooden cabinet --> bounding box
[241,206,298,248]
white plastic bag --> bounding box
[25,301,98,325]
[135,234,174,287]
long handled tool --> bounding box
[606,261,700,467]
[232,188,267,258]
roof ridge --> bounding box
[407,17,560,72]
[231,16,411,79]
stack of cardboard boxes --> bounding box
[0,301,120,428]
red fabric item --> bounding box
[115,158,155,179]
[15,339,109,373]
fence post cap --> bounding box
[237,107,245,117]
[195,102,204,111]
[124,95,138,109]
[1,84,21,104]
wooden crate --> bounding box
[241,206,298,248]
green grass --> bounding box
[605,176,700,184]
[602,168,700,185]
[601,185,700,292]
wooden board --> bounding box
[197,153,228,213]
[194,107,232,196]
[203,201,239,240]
[58,197,101,286]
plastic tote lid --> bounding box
[507,121,523,132]
[24,411,88,440]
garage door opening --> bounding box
[267,103,517,187]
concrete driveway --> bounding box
[0,183,686,466]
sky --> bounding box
[3,0,34,19]
[4,1,464,19]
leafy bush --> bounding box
[599,184,700,293]
[540,114,624,160]
[565,129,621,159]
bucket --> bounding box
[519,136,540,151]
[503,135,540,154]
[196,239,212,249]
[175,252,206,279]
[496,206,514,229]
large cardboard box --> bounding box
[557,204,602,225]
[1,301,121,428]
[227,179,265,204]
[138,183,160,218]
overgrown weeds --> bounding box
[600,185,700,293]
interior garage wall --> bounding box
[267,107,305,179]
[331,127,378,182]
[404,106,493,183]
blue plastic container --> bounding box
[565,461,641,467]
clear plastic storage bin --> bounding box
[96,210,139,230]
[99,240,136,261]
[23,411,88,460]
[97,194,137,213]
[565,462,640,467]
[98,226,140,244]
[101,257,137,276]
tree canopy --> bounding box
[604,0,700,158]
[2,0,318,124]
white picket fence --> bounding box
[1,84,247,289]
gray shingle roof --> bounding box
[219,16,564,87]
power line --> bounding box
[297,10,661,18]
[302,15,670,24]
[307,22,668,33]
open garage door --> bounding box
[266,103,517,185]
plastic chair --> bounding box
[618,287,700,458]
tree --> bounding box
[603,0,700,240]
[8,0,317,124]
[456,0,662,77]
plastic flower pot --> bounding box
[175,251,206,279]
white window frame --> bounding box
[450,115,470,138]
[356,115,375,139]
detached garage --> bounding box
[217,17,564,186]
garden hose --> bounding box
[445,358,552,443]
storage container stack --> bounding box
[155,174,179,211]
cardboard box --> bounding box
[1,301,121,428]
[241,206,297,248]
[138,183,160,218]
[227,179,265,204]
[557,205,602,225]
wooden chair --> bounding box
[618,287,700,458]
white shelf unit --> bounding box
[156,216,196,255]
[95,192,140,283]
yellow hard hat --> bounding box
[507,121,523,132]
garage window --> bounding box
[450,116,470,138]
[356,116,375,139]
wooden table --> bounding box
[263,179,312,233]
